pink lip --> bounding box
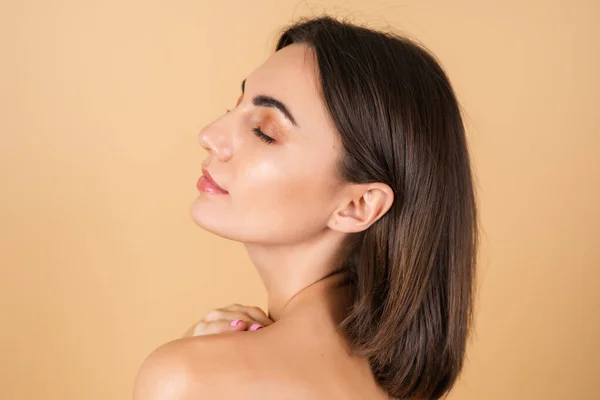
[198,168,228,194]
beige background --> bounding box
[1,0,598,399]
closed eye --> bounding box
[251,127,275,144]
[225,109,275,145]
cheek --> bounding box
[232,160,336,238]
[240,155,335,204]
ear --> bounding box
[328,183,394,233]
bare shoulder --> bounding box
[133,331,281,400]
[133,325,389,400]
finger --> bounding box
[248,323,264,331]
[222,305,274,326]
[200,305,273,330]
[204,310,254,323]
[202,310,263,330]
[192,319,246,336]
[204,311,265,330]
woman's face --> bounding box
[191,43,346,244]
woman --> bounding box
[134,14,478,400]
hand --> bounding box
[183,304,274,337]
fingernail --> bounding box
[230,319,243,327]
[249,324,263,331]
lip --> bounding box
[198,168,228,194]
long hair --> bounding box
[274,15,478,399]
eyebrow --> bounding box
[241,79,300,128]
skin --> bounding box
[133,43,394,399]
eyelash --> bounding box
[225,109,275,145]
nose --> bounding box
[197,119,233,161]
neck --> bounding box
[244,230,353,322]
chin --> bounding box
[189,197,243,242]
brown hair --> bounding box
[275,15,478,399]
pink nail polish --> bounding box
[249,324,262,331]
[230,319,243,327]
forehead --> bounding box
[249,43,318,97]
